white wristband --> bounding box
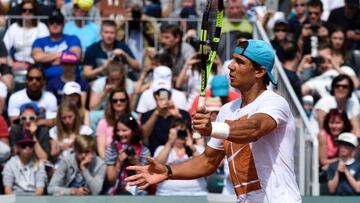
[210,122,230,139]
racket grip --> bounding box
[192,96,207,139]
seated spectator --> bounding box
[287,0,307,41]
[329,27,348,69]
[3,0,49,68]
[49,101,93,167]
[271,19,292,63]
[154,117,208,195]
[0,41,13,91]
[63,0,100,54]
[189,75,241,116]
[46,51,88,104]
[7,65,58,127]
[327,132,360,195]
[96,88,132,158]
[2,132,47,195]
[221,0,252,34]
[10,102,51,161]
[62,82,91,126]
[0,79,7,114]
[318,109,353,170]
[32,9,82,81]
[48,135,106,195]
[61,0,101,24]
[105,114,150,195]
[0,115,11,165]
[310,75,360,136]
[83,20,140,81]
[168,0,196,19]
[136,66,187,115]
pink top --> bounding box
[326,133,339,159]
[96,118,114,146]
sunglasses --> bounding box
[274,28,287,32]
[19,142,35,149]
[112,98,127,104]
[20,115,37,122]
[27,76,42,82]
[295,3,305,7]
[22,8,34,13]
[335,84,349,89]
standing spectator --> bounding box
[3,0,49,66]
[46,51,88,104]
[319,109,353,170]
[154,118,208,195]
[105,114,150,195]
[159,24,195,75]
[83,20,140,81]
[32,9,82,81]
[47,135,106,195]
[63,0,100,54]
[2,132,47,195]
[96,88,131,158]
[7,65,57,127]
[10,102,51,161]
[328,132,360,195]
[49,101,93,167]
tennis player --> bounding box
[126,39,301,203]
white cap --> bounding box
[63,81,81,95]
[151,66,172,92]
[337,132,359,147]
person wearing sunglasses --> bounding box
[9,102,51,162]
[3,131,47,195]
[32,9,82,81]
[288,0,307,41]
[270,19,291,63]
[7,65,58,127]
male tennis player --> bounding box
[125,39,301,203]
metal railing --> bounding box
[253,21,319,196]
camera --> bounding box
[311,56,325,65]
[124,146,136,157]
[177,129,187,139]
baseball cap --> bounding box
[211,75,229,97]
[234,40,277,85]
[20,102,39,115]
[274,19,288,27]
[60,51,78,64]
[345,0,359,8]
[48,9,64,24]
[151,66,172,92]
[337,132,359,148]
[16,132,36,145]
[63,81,81,95]
[206,97,222,112]
[73,0,93,11]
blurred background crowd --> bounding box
[0,0,359,197]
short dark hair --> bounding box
[281,41,298,61]
[323,109,352,135]
[26,64,45,79]
[101,20,117,29]
[330,74,354,98]
[153,53,174,70]
[160,24,183,40]
[308,0,323,12]
[251,60,271,86]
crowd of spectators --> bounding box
[0,0,359,197]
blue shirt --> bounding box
[64,21,101,54]
[46,76,88,104]
[328,159,360,195]
[32,34,81,80]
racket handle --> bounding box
[193,96,207,139]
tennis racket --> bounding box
[193,0,224,139]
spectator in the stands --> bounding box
[7,65,58,127]
[96,88,131,159]
[136,66,187,115]
[3,0,49,68]
[222,0,252,34]
[48,135,106,195]
[329,27,348,68]
[46,51,88,104]
[2,131,47,195]
[159,24,195,75]
[328,0,360,50]
[83,20,140,81]
[328,132,360,195]
[49,101,93,166]
[61,0,101,24]
[168,0,196,19]
[0,41,13,92]
[62,82,91,126]
[63,0,100,53]
[154,117,207,195]
[319,109,353,170]
[10,102,51,161]
[32,9,82,81]
[0,115,11,165]
[310,74,360,137]
[105,114,150,195]
[287,0,308,41]
[271,19,292,63]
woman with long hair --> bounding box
[105,114,150,195]
[329,27,347,68]
[49,101,93,165]
[96,88,131,158]
[318,108,352,170]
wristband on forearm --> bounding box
[210,122,230,139]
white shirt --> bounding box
[0,81,7,97]
[208,90,301,203]
[3,22,49,63]
[136,88,188,113]
[7,89,57,119]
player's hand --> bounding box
[125,157,168,190]
[192,106,212,136]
